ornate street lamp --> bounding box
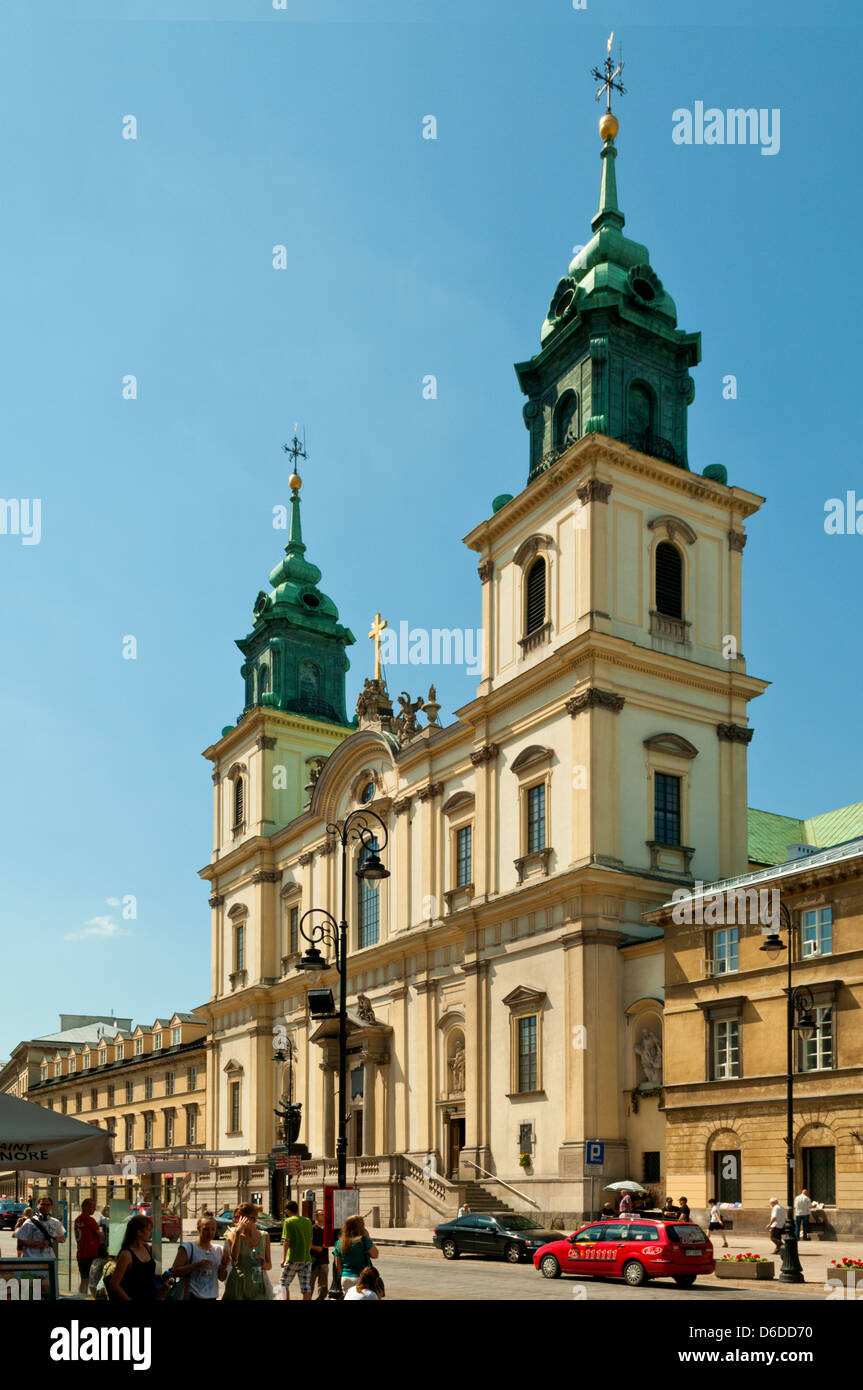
[297,809,389,1189]
[760,903,817,1283]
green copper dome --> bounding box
[516,124,701,483]
[236,482,355,725]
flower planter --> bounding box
[716,1260,775,1280]
[827,1266,863,1292]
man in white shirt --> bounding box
[16,1195,67,1260]
[794,1188,813,1241]
[766,1197,787,1252]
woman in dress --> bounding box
[171,1214,231,1300]
[109,1215,171,1301]
[223,1203,272,1301]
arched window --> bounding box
[299,660,320,704]
[525,558,547,634]
[628,381,655,437]
[233,776,245,827]
[553,391,579,450]
[655,541,683,619]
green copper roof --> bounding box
[748,801,863,865]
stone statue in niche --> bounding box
[634,1027,663,1086]
[449,1044,465,1095]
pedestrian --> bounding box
[344,1266,386,1301]
[109,1216,171,1302]
[333,1215,378,1296]
[794,1187,812,1241]
[678,1196,691,1222]
[170,1215,231,1300]
[618,1191,632,1215]
[309,1209,329,1301]
[280,1199,314,1301]
[16,1196,66,1260]
[88,1206,112,1296]
[766,1197,787,1252]
[13,1206,34,1252]
[708,1196,728,1248]
[223,1203,272,1301]
[74,1198,102,1295]
[662,1198,679,1221]
[600,1203,616,1219]
[457,1202,471,1219]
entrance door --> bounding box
[448,1118,465,1179]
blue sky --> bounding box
[1,0,861,1054]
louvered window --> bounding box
[234,777,245,826]
[655,541,683,619]
[525,559,546,634]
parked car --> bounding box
[128,1204,181,1242]
[433,1212,565,1263]
[212,1208,283,1242]
[534,1218,716,1288]
[0,1199,28,1231]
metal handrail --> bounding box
[460,1157,540,1210]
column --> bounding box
[575,478,612,633]
[390,986,409,1152]
[321,1065,336,1158]
[362,1055,376,1156]
[375,1060,389,1156]
[461,959,490,1169]
[414,979,434,1151]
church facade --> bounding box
[195,108,767,1225]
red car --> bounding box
[129,1205,181,1243]
[534,1217,715,1288]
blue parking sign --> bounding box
[586,1141,604,1166]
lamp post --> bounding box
[297,808,389,1189]
[760,902,817,1284]
[272,1035,301,1207]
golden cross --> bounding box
[368,612,387,681]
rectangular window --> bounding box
[713,1019,740,1079]
[40,1065,47,1081]
[527,785,546,854]
[803,1146,835,1205]
[187,1067,198,1092]
[145,1076,154,1100]
[235,924,245,972]
[90,1088,98,1109]
[99,1049,106,1066]
[154,1034,162,1051]
[83,1055,90,1070]
[134,1038,143,1056]
[801,1005,833,1072]
[124,1117,134,1149]
[642,1151,661,1184]
[712,927,739,974]
[69,1057,75,1073]
[456,825,472,887]
[714,1149,742,1204]
[289,906,299,955]
[229,1080,241,1133]
[165,1111,175,1147]
[358,838,380,950]
[166,1071,175,1096]
[517,1016,538,1093]
[186,1108,198,1145]
[125,1081,134,1104]
[75,1093,82,1113]
[654,772,681,845]
[61,1096,68,1114]
[107,1084,114,1106]
[144,1115,154,1148]
[172,1026,181,1046]
[801,907,832,957]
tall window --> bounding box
[99,1048,107,1066]
[125,1081,134,1103]
[642,1151,661,1184]
[801,907,832,956]
[456,825,472,887]
[186,1107,198,1145]
[165,1112,175,1148]
[107,1084,114,1106]
[229,1080,241,1133]
[41,1064,47,1081]
[144,1115,154,1148]
[803,1147,835,1205]
[235,924,246,972]
[518,1016,538,1092]
[712,927,738,974]
[145,1076,154,1100]
[553,390,579,449]
[83,1054,90,1070]
[655,541,683,619]
[124,1116,134,1149]
[154,1034,162,1052]
[525,559,546,635]
[187,1066,198,1092]
[69,1057,76,1073]
[61,1096,68,1114]
[166,1071,175,1096]
[258,662,269,698]
[527,784,546,854]
[75,1093,83,1113]
[134,1038,143,1056]
[358,838,380,949]
[90,1088,98,1109]
[172,1026,181,1046]
[289,906,299,955]
[801,1006,833,1072]
[654,772,681,845]
[233,776,245,827]
[713,1020,739,1079]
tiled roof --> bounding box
[749,799,863,866]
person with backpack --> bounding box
[170,1215,231,1300]
[333,1215,378,1297]
[15,1195,66,1260]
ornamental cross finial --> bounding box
[368,612,387,681]
[282,422,308,472]
[591,32,626,113]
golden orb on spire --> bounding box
[289,472,302,491]
[599,111,619,141]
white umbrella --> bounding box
[604,1180,647,1193]
[0,1092,113,1173]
